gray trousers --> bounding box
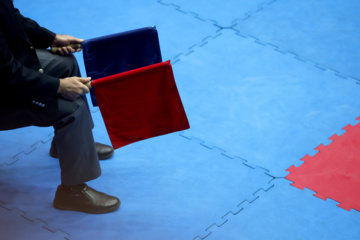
[5,50,101,185]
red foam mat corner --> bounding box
[286,117,360,211]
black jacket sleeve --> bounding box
[13,7,56,49]
[0,1,59,106]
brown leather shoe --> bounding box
[49,139,114,160]
[53,184,120,214]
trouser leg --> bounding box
[53,97,101,185]
[36,49,100,185]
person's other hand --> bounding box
[52,34,84,55]
[57,77,90,100]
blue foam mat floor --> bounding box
[1,0,360,239]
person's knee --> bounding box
[57,54,81,78]
[37,49,81,78]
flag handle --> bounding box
[50,43,82,53]
[84,81,92,89]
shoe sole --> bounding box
[50,150,114,160]
[53,201,120,214]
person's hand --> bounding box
[52,34,84,55]
[57,77,91,100]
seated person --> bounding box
[0,0,120,214]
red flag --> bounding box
[91,61,190,149]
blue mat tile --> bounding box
[0,204,68,240]
[0,142,66,239]
[206,178,360,240]
[158,0,276,27]
[173,30,360,176]
[0,127,53,167]
[233,0,360,80]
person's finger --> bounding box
[66,46,76,53]
[57,48,64,55]
[77,77,91,84]
[82,85,90,93]
[78,80,90,93]
[58,46,72,55]
[72,37,84,44]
